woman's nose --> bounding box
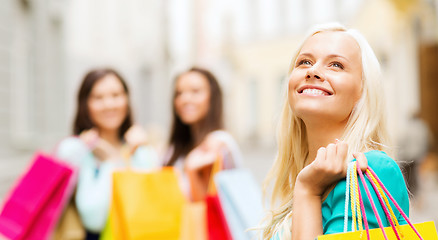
[176,92,192,104]
[306,73,322,80]
[102,96,117,108]
[306,65,324,81]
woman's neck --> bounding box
[305,121,347,164]
[99,129,122,148]
[190,122,205,147]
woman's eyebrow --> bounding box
[298,53,349,61]
[297,52,313,58]
[326,54,349,62]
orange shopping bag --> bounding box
[318,161,438,240]
[179,202,207,240]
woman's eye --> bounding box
[91,95,103,101]
[330,62,344,69]
[297,59,312,66]
[192,89,201,94]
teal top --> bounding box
[56,137,159,233]
[271,150,409,239]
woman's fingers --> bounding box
[314,147,327,167]
[125,125,148,152]
[326,144,336,163]
[185,148,217,170]
[79,128,99,148]
[353,152,368,172]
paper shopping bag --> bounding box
[206,195,232,240]
[0,152,77,240]
[53,200,85,240]
[180,201,207,240]
[204,158,232,240]
[319,161,438,240]
[214,169,264,240]
[108,167,186,240]
[318,221,438,239]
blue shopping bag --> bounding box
[214,169,264,240]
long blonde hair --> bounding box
[261,22,392,239]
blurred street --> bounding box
[411,154,438,224]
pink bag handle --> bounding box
[356,161,389,240]
[355,161,424,240]
[356,172,370,239]
[366,167,424,240]
[365,170,401,239]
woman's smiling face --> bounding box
[87,74,128,132]
[288,31,363,124]
[174,71,211,126]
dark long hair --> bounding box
[166,67,224,166]
[73,68,133,140]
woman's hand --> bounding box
[124,125,148,154]
[185,134,225,170]
[295,141,368,196]
[79,128,100,148]
[296,141,349,196]
[79,129,118,162]
[184,134,227,201]
[291,141,368,239]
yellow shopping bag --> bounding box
[105,167,186,240]
[318,221,438,239]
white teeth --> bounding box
[302,88,326,95]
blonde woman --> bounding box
[262,23,409,239]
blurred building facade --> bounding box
[180,0,438,153]
[1,0,437,202]
[0,0,67,195]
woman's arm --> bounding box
[72,130,121,233]
[291,142,367,239]
[186,163,213,201]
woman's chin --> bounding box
[180,117,202,126]
[97,123,124,132]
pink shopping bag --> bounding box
[0,152,77,240]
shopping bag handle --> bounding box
[366,170,401,227]
[365,166,424,239]
[346,162,365,232]
[365,168,402,239]
[356,161,391,240]
[206,155,223,195]
[346,160,402,237]
[121,145,132,169]
[354,161,424,240]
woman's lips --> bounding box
[297,85,333,96]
